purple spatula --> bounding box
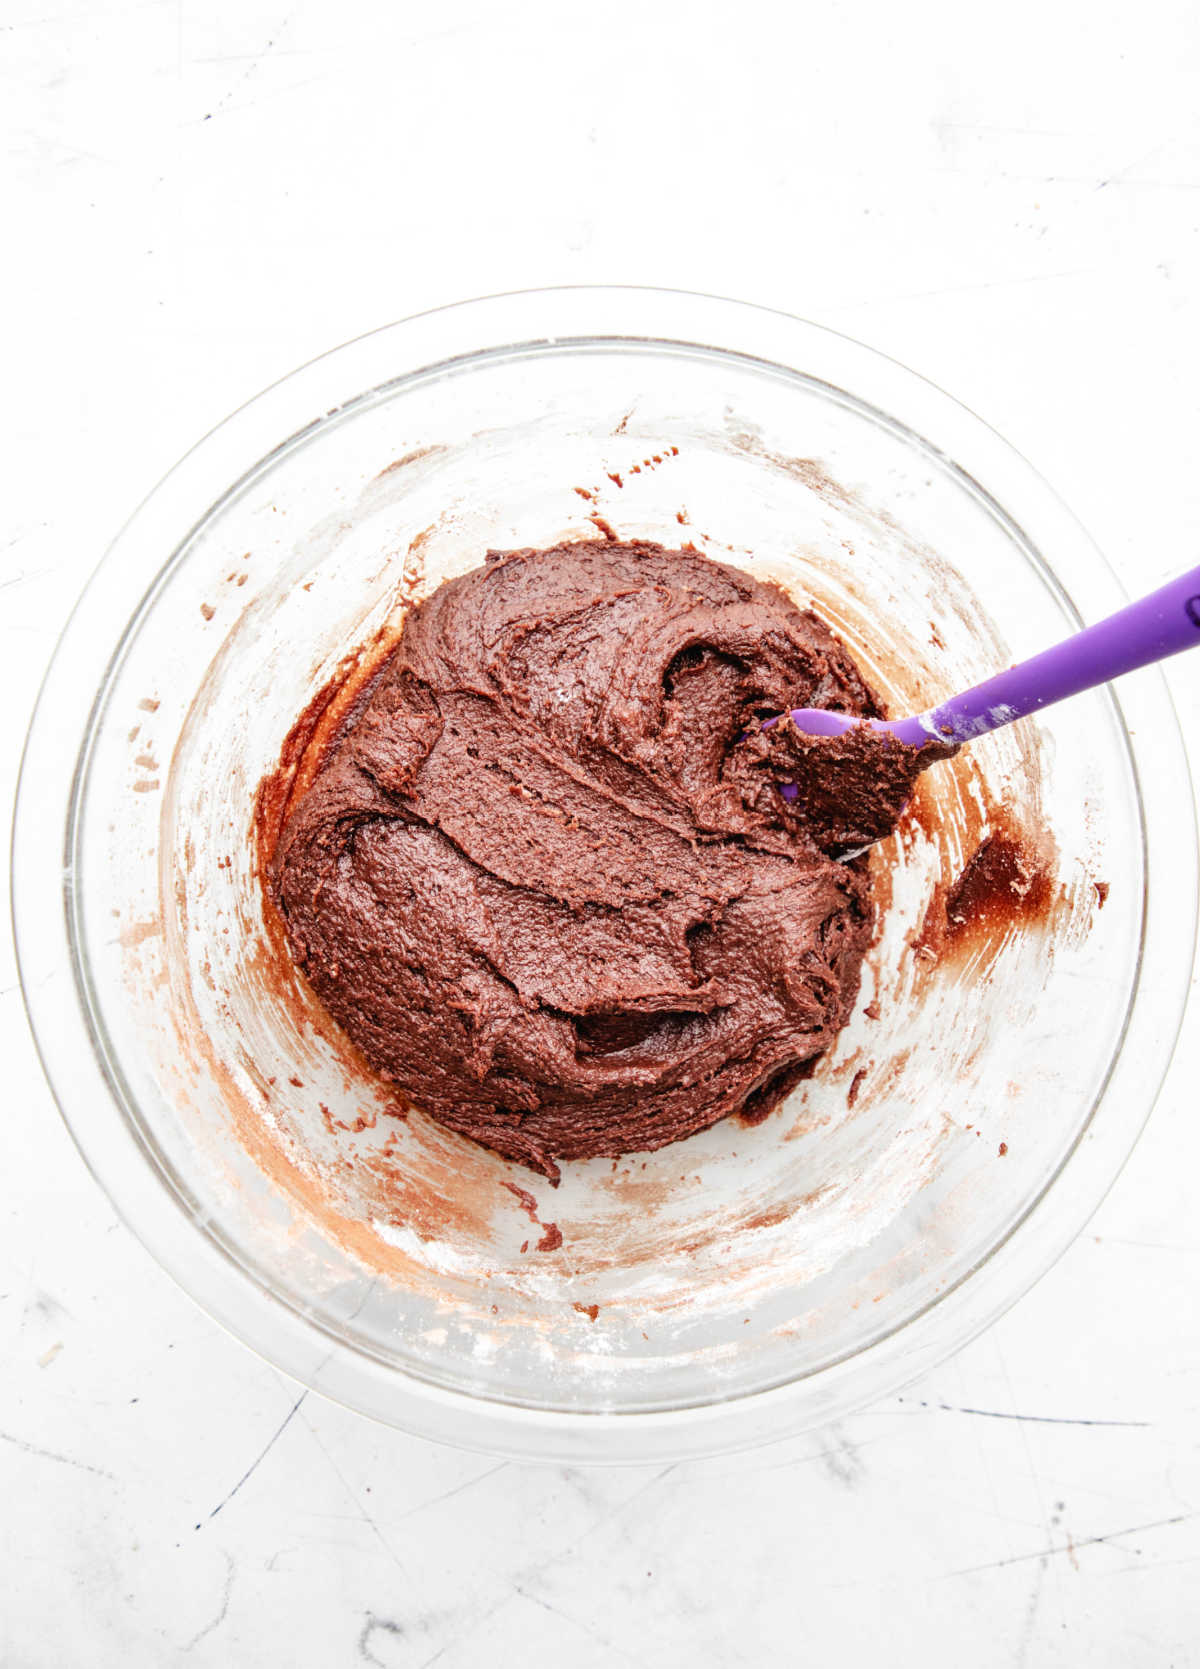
[785,563,1200,751]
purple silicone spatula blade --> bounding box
[784,562,1200,749]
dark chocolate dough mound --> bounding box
[272,540,910,1180]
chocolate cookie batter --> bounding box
[740,714,952,854]
[272,540,919,1181]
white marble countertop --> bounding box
[3,3,1199,1663]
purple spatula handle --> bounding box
[910,563,1200,745]
[791,564,1200,748]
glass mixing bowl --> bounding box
[14,289,1196,1462]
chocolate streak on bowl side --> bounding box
[731,445,1094,1156]
[913,826,1062,966]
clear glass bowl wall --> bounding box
[15,291,1194,1461]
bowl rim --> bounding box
[12,285,1198,1463]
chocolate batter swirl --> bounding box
[272,540,905,1181]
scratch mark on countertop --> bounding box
[392,1459,509,1523]
[0,520,49,571]
[512,1585,648,1667]
[411,1633,467,1669]
[417,1599,525,1669]
[929,1401,1150,1428]
[999,1337,1066,1635]
[1014,1554,1049,1668]
[0,1428,115,1480]
[514,1464,680,1598]
[200,5,294,122]
[360,1594,514,1669]
[1097,139,1169,189]
[200,1389,307,1525]
[182,1551,235,1651]
[968,1391,1018,1564]
[693,1428,897,1481]
[299,1409,406,1573]
[940,1512,1196,1579]
[1107,1550,1200,1577]
[190,66,331,126]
